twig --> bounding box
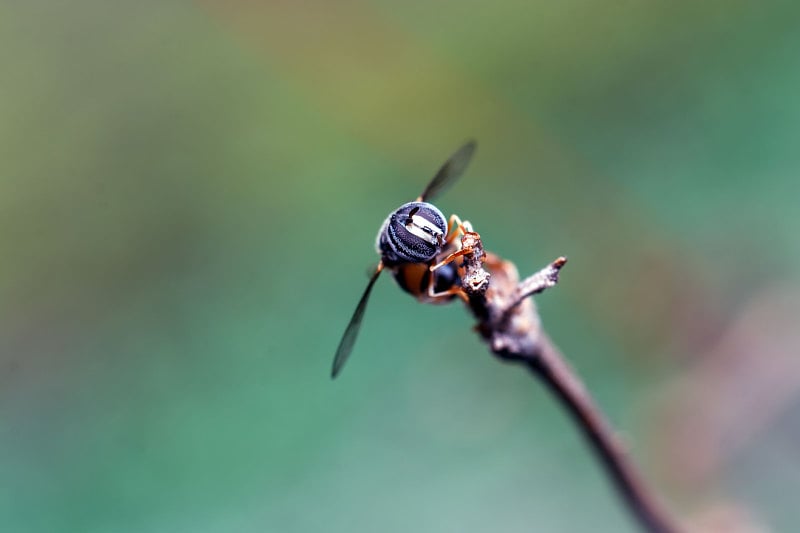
[457,231,682,533]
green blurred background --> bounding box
[2,1,799,532]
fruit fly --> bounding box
[332,141,478,378]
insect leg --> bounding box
[424,261,469,303]
[428,285,469,303]
[429,246,474,272]
[444,214,473,245]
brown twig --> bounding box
[457,231,682,533]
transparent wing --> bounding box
[331,265,384,379]
[419,140,477,202]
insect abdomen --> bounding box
[393,262,459,300]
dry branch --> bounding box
[458,231,681,533]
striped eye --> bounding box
[376,201,447,265]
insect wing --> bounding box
[331,265,383,378]
[419,140,477,202]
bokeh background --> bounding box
[2,1,799,532]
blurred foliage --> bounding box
[1,1,799,532]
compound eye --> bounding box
[379,202,447,264]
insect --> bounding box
[331,141,478,378]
